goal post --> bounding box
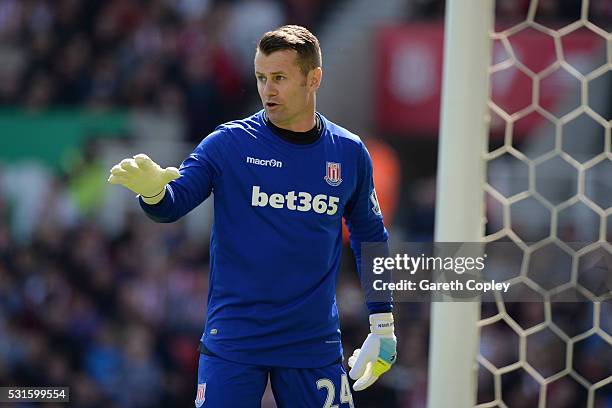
[427,1,494,408]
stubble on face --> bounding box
[254,50,317,131]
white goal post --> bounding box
[427,1,494,407]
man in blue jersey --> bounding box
[108,25,396,408]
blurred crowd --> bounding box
[0,0,610,407]
[0,200,208,406]
[0,0,330,141]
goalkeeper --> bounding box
[109,25,395,408]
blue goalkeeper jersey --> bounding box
[140,110,389,368]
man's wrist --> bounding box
[140,187,166,205]
[369,312,394,336]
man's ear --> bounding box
[310,67,322,91]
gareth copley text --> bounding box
[373,279,511,294]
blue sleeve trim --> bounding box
[367,302,393,314]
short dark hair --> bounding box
[257,25,322,75]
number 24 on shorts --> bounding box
[317,374,354,408]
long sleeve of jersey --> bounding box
[139,130,224,222]
[344,144,392,314]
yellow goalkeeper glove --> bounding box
[348,312,397,391]
[107,154,180,204]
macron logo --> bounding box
[246,156,283,168]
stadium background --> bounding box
[0,0,609,407]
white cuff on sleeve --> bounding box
[369,312,394,335]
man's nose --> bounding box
[264,81,277,97]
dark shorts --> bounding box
[194,345,354,408]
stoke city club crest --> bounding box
[324,162,343,186]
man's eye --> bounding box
[275,76,285,81]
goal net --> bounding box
[428,1,610,407]
[479,1,610,407]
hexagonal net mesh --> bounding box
[478,0,611,407]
